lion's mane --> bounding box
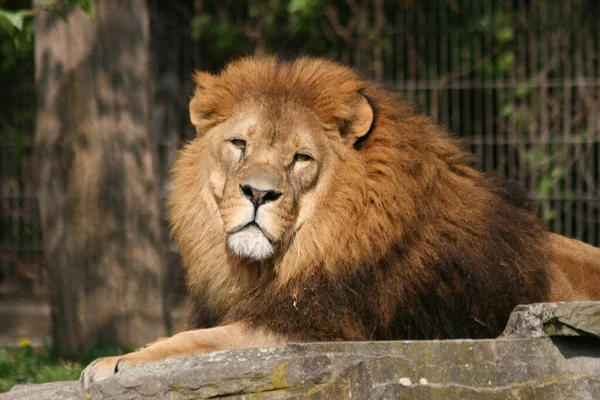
[170,57,549,340]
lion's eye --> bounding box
[294,153,313,163]
[230,139,246,151]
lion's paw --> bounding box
[79,355,134,388]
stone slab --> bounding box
[3,302,599,400]
[501,301,600,338]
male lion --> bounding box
[81,56,600,385]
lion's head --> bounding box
[169,57,402,284]
[188,79,372,261]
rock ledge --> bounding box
[4,302,600,399]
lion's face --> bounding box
[205,101,330,260]
[179,58,374,265]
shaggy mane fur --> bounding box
[170,56,551,340]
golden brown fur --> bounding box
[547,233,600,300]
[81,56,600,385]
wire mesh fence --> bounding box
[1,0,599,300]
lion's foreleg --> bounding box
[80,322,287,387]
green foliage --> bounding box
[213,19,241,52]
[189,0,323,56]
[287,0,320,15]
[0,345,81,392]
[287,0,321,34]
[0,0,34,166]
[0,8,25,33]
[0,344,133,393]
[191,14,242,52]
[479,11,514,43]
[495,51,514,73]
[0,0,94,164]
[0,0,95,39]
[0,11,32,71]
[524,145,570,223]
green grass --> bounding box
[0,344,132,393]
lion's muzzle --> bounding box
[223,170,287,260]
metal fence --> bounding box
[0,80,45,300]
[1,0,599,300]
[382,1,600,245]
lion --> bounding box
[81,56,600,385]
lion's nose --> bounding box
[240,184,282,208]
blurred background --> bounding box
[0,0,599,372]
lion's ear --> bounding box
[189,71,216,127]
[343,94,374,146]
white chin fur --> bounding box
[227,225,274,260]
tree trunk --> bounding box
[34,0,167,353]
